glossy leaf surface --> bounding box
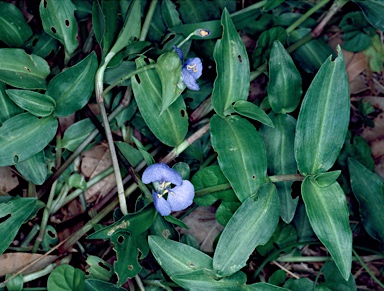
[213,183,280,277]
[148,235,213,278]
[268,41,302,114]
[295,46,349,175]
[301,176,352,280]
[47,265,85,291]
[211,9,250,116]
[47,52,98,117]
[0,48,50,89]
[0,2,32,47]
[0,113,58,166]
[131,57,188,147]
[211,114,267,202]
[15,151,47,185]
[0,197,37,255]
[354,0,384,31]
[6,89,56,117]
[348,158,384,244]
[39,0,79,55]
[260,113,298,223]
[0,82,23,125]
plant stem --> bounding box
[268,174,305,183]
[353,249,384,289]
[230,0,267,17]
[195,183,232,196]
[139,0,158,41]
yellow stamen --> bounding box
[187,64,197,73]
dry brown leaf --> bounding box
[345,51,367,82]
[0,167,19,194]
[81,144,115,203]
[360,112,384,143]
[179,206,223,253]
[369,139,384,179]
[0,253,58,276]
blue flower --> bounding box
[142,163,195,216]
[173,46,202,91]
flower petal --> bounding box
[167,180,195,212]
[152,190,171,216]
[184,58,202,79]
[182,69,200,91]
[142,163,183,185]
[173,46,183,61]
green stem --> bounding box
[101,63,157,98]
[286,0,331,34]
[195,183,231,196]
[139,0,158,41]
[286,33,313,53]
[32,181,60,253]
[135,274,146,291]
[230,0,267,17]
[20,224,40,248]
[268,174,305,183]
[353,249,384,289]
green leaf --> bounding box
[319,261,356,291]
[85,279,127,291]
[246,282,291,291]
[39,0,79,55]
[294,46,349,175]
[111,232,148,284]
[252,26,286,69]
[131,57,188,147]
[0,48,50,89]
[172,269,247,291]
[0,2,32,47]
[164,215,189,229]
[47,265,85,291]
[0,197,37,255]
[62,118,98,151]
[156,51,183,114]
[0,82,23,125]
[288,28,335,74]
[115,141,143,167]
[131,136,155,166]
[0,113,58,166]
[41,225,59,251]
[348,158,384,244]
[6,89,56,117]
[87,206,156,240]
[47,52,98,117]
[213,183,280,277]
[211,8,250,117]
[260,113,298,223]
[268,41,302,114]
[354,0,384,31]
[210,114,267,202]
[148,235,213,278]
[232,100,274,127]
[5,273,23,291]
[301,177,352,280]
[110,0,141,55]
[15,151,47,185]
[24,32,60,58]
[161,0,183,28]
[314,170,341,187]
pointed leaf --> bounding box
[301,177,352,280]
[233,100,274,127]
[0,82,23,125]
[0,113,58,166]
[210,114,266,202]
[155,51,183,114]
[15,151,47,185]
[260,113,298,223]
[213,183,280,277]
[39,0,79,55]
[131,57,188,147]
[354,0,384,31]
[295,46,349,175]
[268,41,302,114]
[148,235,213,278]
[110,0,141,54]
[212,8,250,117]
[6,89,56,117]
[0,2,32,47]
[348,158,384,244]
[0,197,37,255]
[0,48,50,89]
[47,52,98,117]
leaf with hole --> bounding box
[0,113,58,166]
[0,2,32,47]
[47,52,98,117]
[211,8,250,116]
[39,0,79,55]
[0,48,50,90]
[131,57,188,147]
[0,197,37,255]
[86,255,114,281]
[6,89,56,117]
